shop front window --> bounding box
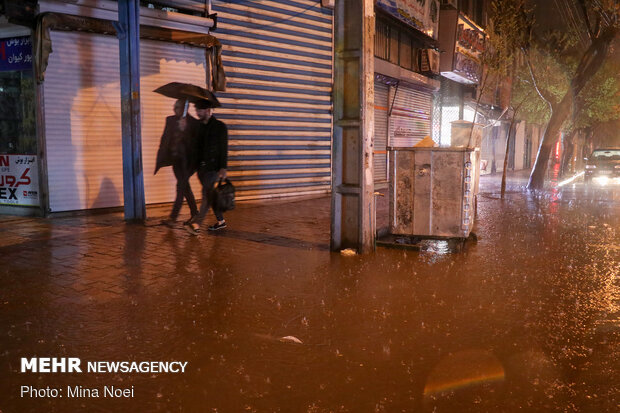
[0,36,36,155]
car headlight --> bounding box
[585,165,596,169]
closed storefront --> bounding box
[211,0,334,200]
[374,79,434,182]
[43,31,209,212]
[0,19,40,213]
[374,80,389,183]
[373,0,439,186]
[0,0,334,212]
[388,84,433,148]
[4,0,335,214]
[0,0,223,214]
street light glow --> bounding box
[592,176,610,186]
[557,171,584,187]
[591,176,620,186]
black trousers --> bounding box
[169,162,198,220]
[195,167,224,225]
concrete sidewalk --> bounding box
[1,173,619,412]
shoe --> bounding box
[184,222,200,236]
[161,219,176,228]
[208,221,227,231]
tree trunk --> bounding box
[468,70,489,146]
[501,120,516,198]
[575,130,587,171]
[527,27,617,189]
[582,128,594,160]
[491,126,497,173]
[528,93,571,187]
[560,130,576,177]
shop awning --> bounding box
[34,12,225,91]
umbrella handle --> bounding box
[182,99,189,118]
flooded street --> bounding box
[0,174,619,412]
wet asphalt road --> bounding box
[0,173,618,412]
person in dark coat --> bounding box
[186,99,228,234]
[155,99,200,226]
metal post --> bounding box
[331,0,375,253]
[117,0,145,221]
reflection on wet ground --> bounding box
[0,173,618,412]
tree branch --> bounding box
[512,90,532,114]
[577,0,595,41]
[521,47,554,111]
[571,25,617,95]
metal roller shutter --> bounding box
[44,31,207,212]
[389,85,432,148]
[211,0,333,200]
[374,81,389,182]
[44,32,122,212]
[140,40,206,206]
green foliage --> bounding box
[570,60,620,130]
[537,30,578,56]
[512,1,620,132]
[513,49,620,131]
[512,47,570,124]
[482,0,533,78]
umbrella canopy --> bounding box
[153,82,221,107]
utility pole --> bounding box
[116,0,146,221]
[331,0,375,253]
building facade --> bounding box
[373,0,441,185]
[0,0,334,216]
[0,0,540,217]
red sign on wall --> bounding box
[0,154,39,206]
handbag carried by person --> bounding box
[214,178,235,212]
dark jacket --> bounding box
[154,115,200,175]
[196,116,228,171]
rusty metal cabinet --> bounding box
[388,147,479,239]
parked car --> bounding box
[584,148,620,185]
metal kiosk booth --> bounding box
[379,145,480,251]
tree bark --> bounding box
[527,93,571,188]
[501,120,516,198]
[468,70,490,147]
[527,27,617,189]
[560,130,576,177]
[491,127,497,174]
[500,95,529,197]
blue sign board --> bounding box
[0,37,33,72]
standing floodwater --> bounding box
[0,174,618,412]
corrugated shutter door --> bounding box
[44,32,123,212]
[140,40,206,205]
[44,31,207,212]
[211,0,333,200]
[389,85,432,147]
[374,81,388,182]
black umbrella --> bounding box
[153,82,221,108]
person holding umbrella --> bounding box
[154,98,200,227]
[185,98,229,234]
